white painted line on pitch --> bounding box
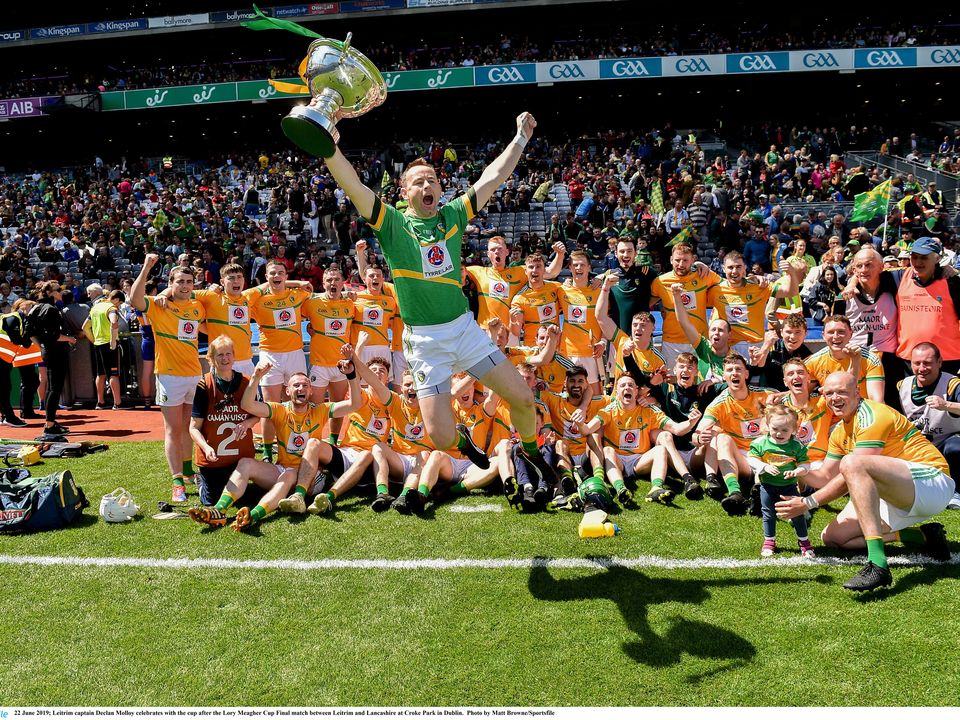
[448,504,503,513]
[0,552,955,572]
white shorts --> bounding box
[337,446,365,478]
[617,453,647,479]
[399,453,419,479]
[155,374,200,407]
[310,364,346,388]
[732,341,760,361]
[571,355,600,383]
[403,312,504,398]
[233,359,256,377]
[835,461,954,532]
[259,349,308,386]
[449,456,473,484]
[391,350,408,386]
[659,341,693,368]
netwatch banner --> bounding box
[91,46,960,112]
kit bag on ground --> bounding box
[0,469,88,533]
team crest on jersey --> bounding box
[416,371,426,384]
[427,246,446,267]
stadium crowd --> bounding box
[5,21,958,98]
[1,116,959,593]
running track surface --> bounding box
[0,408,167,442]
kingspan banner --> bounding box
[92,46,960,113]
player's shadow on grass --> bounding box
[528,557,830,679]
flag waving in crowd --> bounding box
[849,178,892,222]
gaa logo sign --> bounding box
[931,48,960,64]
[747,420,761,435]
[278,310,292,323]
[487,66,525,83]
[676,58,711,74]
[549,63,585,80]
[611,60,649,77]
[803,52,839,68]
[427,246,446,267]
[330,320,343,331]
[866,50,903,66]
[739,54,777,71]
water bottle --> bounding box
[578,521,622,539]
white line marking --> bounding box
[0,553,955,572]
[448,504,503,513]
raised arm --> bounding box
[595,271,618,340]
[330,345,364,417]
[544,241,567,280]
[241,363,274,418]
[471,113,537,212]
[324,146,376,221]
[130,253,160,312]
[670,282,702,347]
[353,349,392,406]
[526,325,560,367]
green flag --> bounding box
[242,4,323,38]
[849,178,892,223]
[746,209,764,224]
[925,215,938,232]
[650,182,665,216]
[667,224,696,247]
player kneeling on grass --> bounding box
[394,373,500,515]
[372,370,435,512]
[746,405,816,559]
[573,374,701,504]
[187,349,362,531]
[299,352,396,515]
[188,336,260,506]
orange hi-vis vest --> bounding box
[896,271,960,361]
[0,313,41,367]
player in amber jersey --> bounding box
[188,336,259,506]
[187,346,363,532]
[576,373,700,504]
[302,354,395,515]
[542,365,606,496]
[132,254,207,503]
[558,250,607,393]
[778,358,835,464]
[776,371,953,592]
[464,235,565,329]
[515,324,575,395]
[370,369,436,512]
[194,263,256,376]
[394,372,499,515]
[707,251,796,357]
[243,260,313,461]
[352,265,404,383]
[697,353,776,516]
[804,314,884,402]
[650,243,722,366]
[302,265,355,438]
[510,253,563,345]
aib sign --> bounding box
[0,97,45,119]
[727,52,789,74]
[855,48,917,69]
[475,64,536,86]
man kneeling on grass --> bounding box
[187,347,362,532]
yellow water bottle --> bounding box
[578,521,622,538]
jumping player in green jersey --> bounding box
[321,108,546,474]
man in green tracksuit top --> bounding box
[321,107,550,481]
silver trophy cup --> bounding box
[281,33,387,158]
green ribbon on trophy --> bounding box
[242,4,388,157]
